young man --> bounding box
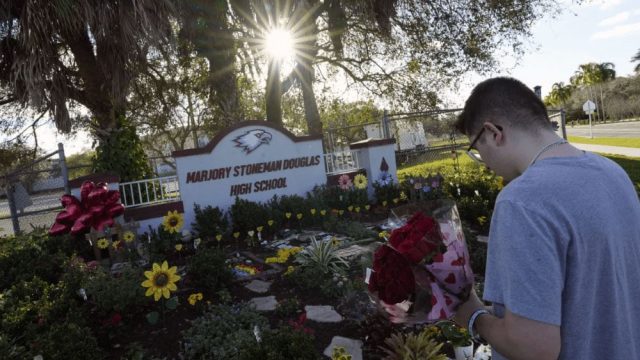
[452,77,640,359]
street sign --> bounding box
[582,100,596,114]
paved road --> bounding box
[563,120,640,138]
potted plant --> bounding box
[437,321,473,360]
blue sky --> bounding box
[450,0,640,105]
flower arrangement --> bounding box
[367,201,473,323]
[265,246,303,264]
[338,174,353,190]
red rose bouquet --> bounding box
[366,200,473,323]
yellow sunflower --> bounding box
[122,231,136,243]
[97,238,110,249]
[112,240,122,250]
[162,210,184,234]
[141,261,181,301]
[354,174,368,190]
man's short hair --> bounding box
[455,77,552,136]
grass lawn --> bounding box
[601,154,640,186]
[568,136,640,149]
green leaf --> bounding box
[165,296,179,310]
[146,311,159,325]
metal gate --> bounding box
[0,144,80,236]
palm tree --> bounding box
[570,62,616,122]
[549,82,573,108]
[632,49,640,73]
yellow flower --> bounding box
[477,216,488,226]
[216,234,223,241]
[296,213,303,220]
[320,209,326,216]
[188,292,203,306]
[142,261,180,301]
[175,244,183,252]
[162,210,184,234]
[364,205,370,211]
[285,212,292,219]
[338,209,344,216]
[400,191,408,201]
[355,206,360,213]
[122,231,136,243]
[378,231,389,239]
[97,238,109,249]
[268,219,274,226]
[347,205,353,212]
[393,198,399,204]
[284,265,295,275]
[310,208,316,215]
[331,237,341,247]
[112,240,122,250]
[233,232,240,239]
[382,200,388,207]
[256,226,264,232]
[354,174,368,190]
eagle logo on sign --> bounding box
[233,129,273,154]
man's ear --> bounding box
[483,122,504,145]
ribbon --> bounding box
[49,181,125,236]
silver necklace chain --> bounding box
[528,139,568,168]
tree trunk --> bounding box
[297,0,322,135]
[266,58,283,125]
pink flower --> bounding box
[338,174,353,190]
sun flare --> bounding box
[265,28,294,60]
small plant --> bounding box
[187,247,232,292]
[379,331,447,360]
[86,266,149,315]
[294,236,349,275]
[437,321,473,347]
[275,297,300,318]
[182,303,269,359]
[332,346,353,360]
[237,326,321,360]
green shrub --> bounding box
[230,197,271,237]
[145,225,180,263]
[275,297,300,318]
[237,326,321,360]
[187,247,232,291]
[285,266,346,300]
[192,204,228,239]
[32,322,103,360]
[182,303,269,359]
[85,266,149,315]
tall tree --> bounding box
[546,82,573,108]
[0,1,175,180]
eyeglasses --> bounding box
[466,127,486,164]
[465,125,502,164]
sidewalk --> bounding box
[571,143,640,158]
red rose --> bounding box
[368,245,415,304]
[389,212,441,263]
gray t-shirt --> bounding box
[483,151,640,359]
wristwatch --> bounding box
[468,308,490,344]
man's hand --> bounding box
[453,288,486,328]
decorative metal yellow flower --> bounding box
[338,209,344,216]
[393,198,399,204]
[256,226,264,232]
[365,205,370,211]
[162,210,184,234]
[285,212,292,219]
[142,261,180,301]
[355,207,360,213]
[310,208,316,215]
[175,244,183,252]
[97,238,110,249]
[268,219,275,226]
[296,213,302,220]
[347,205,353,212]
[382,200,388,207]
[216,234,223,241]
[320,209,326,216]
[354,174,368,190]
[233,232,240,239]
[123,231,136,243]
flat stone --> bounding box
[323,336,363,360]
[245,279,272,293]
[305,305,343,323]
[248,296,278,311]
